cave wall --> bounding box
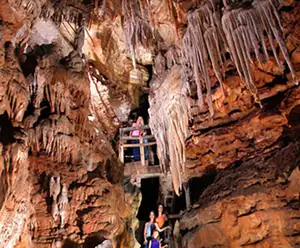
[145,1,300,247]
[177,1,300,247]
[181,141,300,248]
[0,0,299,247]
[0,0,141,247]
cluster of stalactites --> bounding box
[149,67,191,195]
[149,92,190,196]
[122,0,154,69]
[1,42,30,123]
[49,0,92,26]
[25,117,80,164]
[182,0,297,116]
[10,0,43,21]
[182,0,226,116]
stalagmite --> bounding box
[153,51,166,75]
[49,176,56,198]
[51,200,60,222]
[52,177,61,202]
[165,45,180,69]
[58,183,68,210]
[58,183,69,228]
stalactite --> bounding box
[50,0,92,26]
[182,0,297,115]
[149,66,190,195]
[98,0,107,18]
[26,118,81,164]
[165,45,180,69]
[4,42,30,123]
[74,18,86,56]
[222,0,297,96]
[9,0,42,20]
[122,0,153,69]
[45,80,71,115]
[182,1,226,116]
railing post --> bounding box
[183,183,191,209]
[119,128,124,164]
[139,136,145,166]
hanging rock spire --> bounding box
[122,0,153,69]
[182,0,297,116]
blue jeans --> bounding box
[132,138,148,161]
[132,139,140,161]
[144,138,148,161]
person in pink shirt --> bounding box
[130,116,145,161]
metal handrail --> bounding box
[121,135,154,140]
[121,142,156,148]
[119,125,156,166]
[120,125,150,132]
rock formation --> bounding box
[0,0,299,247]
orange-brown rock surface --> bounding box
[180,141,300,248]
[0,0,141,246]
[0,0,300,247]
[147,1,300,247]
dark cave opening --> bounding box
[188,168,217,205]
[145,64,153,88]
[171,191,186,215]
[128,64,153,124]
[128,91,150,125]
[137,177,159,221]
[19,43,55,77]
[0,113,15,220]
[280,104,300,146]
[0,112,14,145]
[121,65,162,165]
[62,239,79,248]
[82,232,108,248]
[135,177,160,245]
[288,104,300,127]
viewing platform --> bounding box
[119,125,163,178]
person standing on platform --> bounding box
[130,116,145,161]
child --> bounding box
[149,230,168,248]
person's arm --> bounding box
[149,240,152,248]
[163,213,168,222]
[154,223,170,232]
[144,223,148,243]
[159,242,168,248]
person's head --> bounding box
[158,204,164,215]
[149,211,155,221]
[136,116,144,125]
[152,230,159,239]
